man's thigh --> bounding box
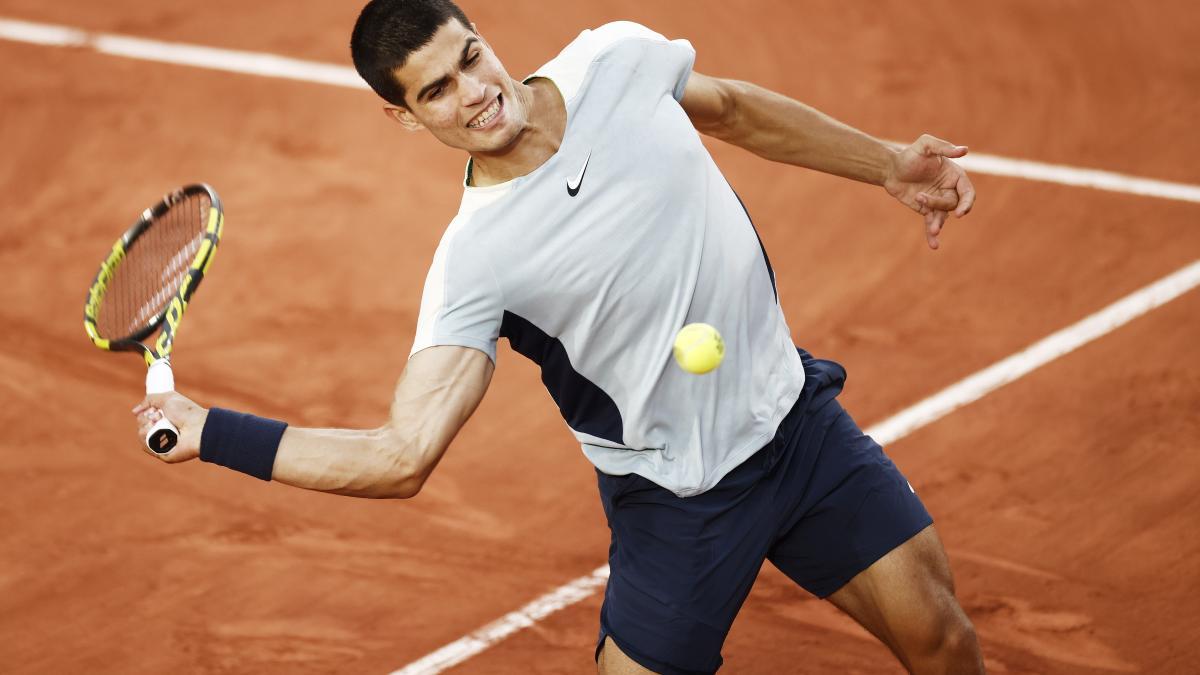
[593,394,890,673]
[826,525,983,672]
[594,353,900,674]
[767,401,933,598]
[595,454,778,675]
[826,524,957,641]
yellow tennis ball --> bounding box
[673,323,725,374]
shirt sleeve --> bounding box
[409,219,503,363]
[533,21,697,103]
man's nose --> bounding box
[461,73,487,106]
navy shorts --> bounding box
[595,349,932,674]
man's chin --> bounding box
[466,127,522,155]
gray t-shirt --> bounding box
[411,22,805,497]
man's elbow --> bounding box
[372,436,437,499]
[362,468,425,499]
[374,481,421,500]
[385,468,429,499]
[694,79,748,142]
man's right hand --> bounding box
[133,393,208,463]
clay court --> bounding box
[2,1,1198,672]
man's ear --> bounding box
[383,105,424,132]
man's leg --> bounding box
[597,526,981,675]
[826,525,983,674]
[590,428,795,675]
[597,636,654,675]
[764,386,984,674]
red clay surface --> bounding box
[1,1,1198,673]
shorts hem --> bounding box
[809,515,935,599]
[596,629,717,675]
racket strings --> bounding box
[96,193,210,340]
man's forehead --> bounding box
[393,21,477,87]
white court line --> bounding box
[955,153,1200,203]
[393,567,610,675]
[866,259,1200,445]
[394,259,1200,674]
[0,17,368,89]
[5,13,1199,674]
[2,16,1200,204]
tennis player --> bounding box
[134,0,983,672]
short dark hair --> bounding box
[351,0,474,107]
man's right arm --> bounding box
[270,345,493,497]
[134,345,494,498]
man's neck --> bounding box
[468,78,567,187]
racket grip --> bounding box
[145,359,177,453]
[146,358,175,394]
[145,417,180,454]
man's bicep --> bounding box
[392,345,494,461]
[681,72,738,136]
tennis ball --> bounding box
[673,323,725,374]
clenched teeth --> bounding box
[468,96,502,128]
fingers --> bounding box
[133,392,185,419]
[132,392,202,463]
[134,403,165,428]
[135,408,177,461]
[136,414,155,452]
[133,397,167,414]
[136,418,154,441]
[903,135,974,245]
[955,172,976,217]
[916,189,959,213]
[928,208,947,236]
[135,407,164,434]
[138,407,164,422]
[924,209,947,250]
[132,400,165,434]
[916,134,968,159]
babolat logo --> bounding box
[155,332,173,357]
[85,287,101,321]
[154,294,187,357]
[85,244,125,320]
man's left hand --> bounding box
[884,134,976,250]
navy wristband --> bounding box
[199,408,288,481]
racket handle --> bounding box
[146,358,175,394]
[145,417,180,454]
[145,358,177,453]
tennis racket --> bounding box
[84,184,224,454]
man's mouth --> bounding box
[467,94,503,129]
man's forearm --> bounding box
[709,80,896,185]
[269,424,426,499]
[193,348,490,498]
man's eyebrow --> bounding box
[415,36,481,102]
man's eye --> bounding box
[429,87,443,100]
[467,53,480,67]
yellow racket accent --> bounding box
[83,241,128,352]
[203,213,224,275]
[191,239,212,271]
[82,184,223,362]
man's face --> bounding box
[389,20,525,154]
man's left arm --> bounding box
[681,72,975,249]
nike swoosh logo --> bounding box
[566,151,591,197]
